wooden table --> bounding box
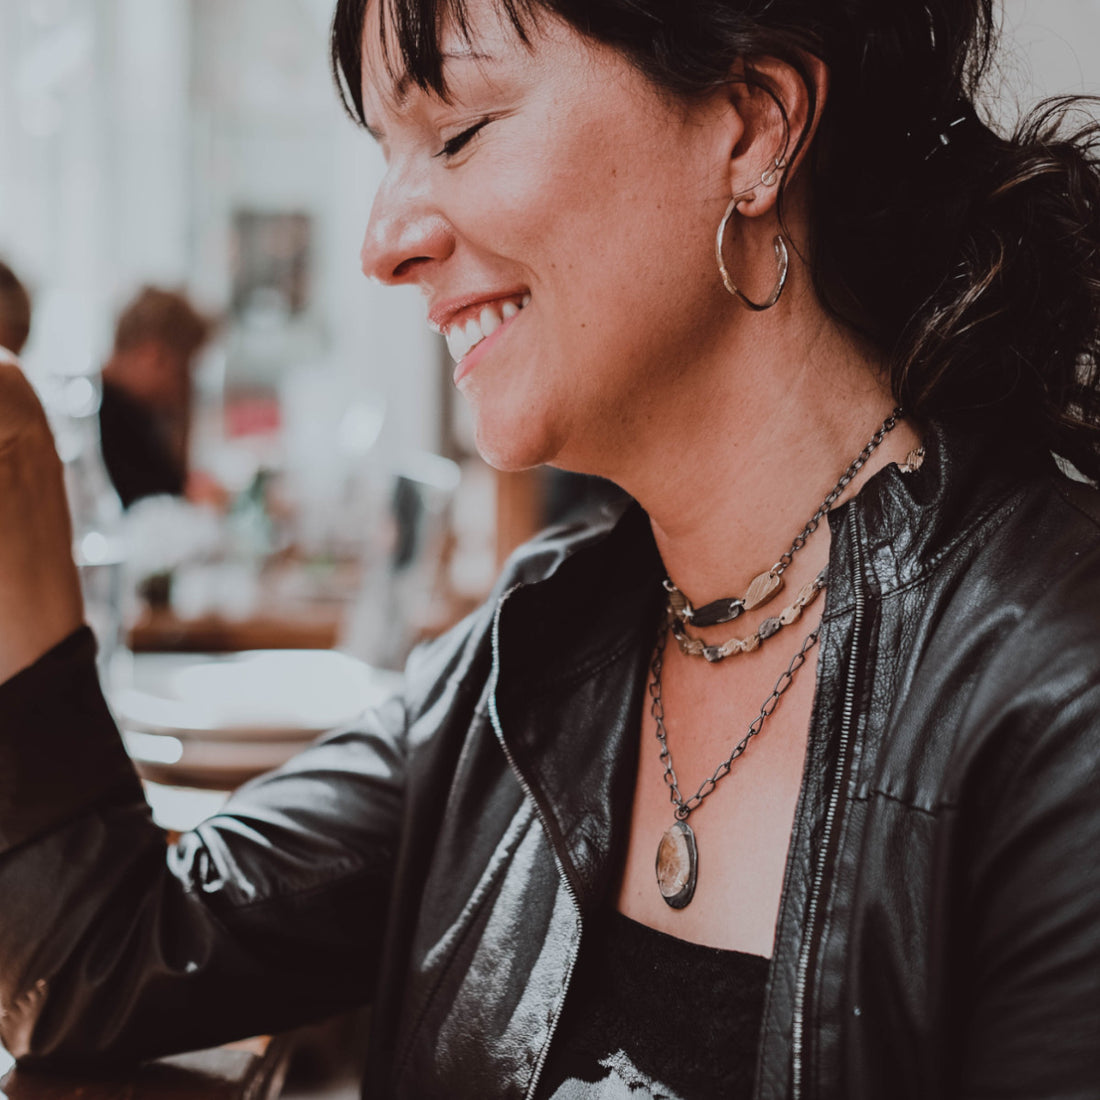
[128,558,365,654]
[0,1036,290,1100]
[128,606,341,654]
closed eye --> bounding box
[436,118,492,159]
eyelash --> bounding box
[436,118,492,159]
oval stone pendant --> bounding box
[655,820,698,909]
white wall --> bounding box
[0,1,193,363]
[110,0,191,285]
[1002,1,1100,101]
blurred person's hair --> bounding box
[0,260,32,355]
[112,286,210,364]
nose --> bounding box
[360,170,455,286]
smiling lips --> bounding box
[438,292,531,363]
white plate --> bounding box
[139,781,231,832]
[111,649,402,742]
[123,729,317,789]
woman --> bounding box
[1,0,1098,1097]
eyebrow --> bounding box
[364,50,496,142]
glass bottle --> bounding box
[43,370,129,683]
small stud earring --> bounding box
[759,155,787,188]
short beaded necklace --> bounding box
[662,409,905,651]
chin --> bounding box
[469,402,564,474]
[472,429,550,474]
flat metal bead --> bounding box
[690,598,745,628]
[758,616,783,640]
[797,581,819,605]
[666,588,690,615]
[743,570,784,611]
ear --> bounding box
[724,52,828,218]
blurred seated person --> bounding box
[0,260,31,364]
[100,286,211,507]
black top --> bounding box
[99,380,184,507]
[536,910,769,1099]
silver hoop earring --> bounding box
[715,195,789,312]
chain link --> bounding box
[772,407,902,575]
[650,409,900,816]
[650,625,820,820]
[663,408,904,629]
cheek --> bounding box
[455,138,600,262]
[454,92,724,441]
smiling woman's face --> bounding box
[359,0,743,474]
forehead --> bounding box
[360,0,539,111]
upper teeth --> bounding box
[443,294,530,363]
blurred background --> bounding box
[0,0,514,682]
[0,1,1098,1093]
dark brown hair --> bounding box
[113,286,211,363]
[0,259,32,356]
[331,0,1100,481]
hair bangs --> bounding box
[331,0,539,125]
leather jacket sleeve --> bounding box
[953,609,1100,1098]
[0,627,409,1067]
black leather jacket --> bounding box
[1,422,1098,1099]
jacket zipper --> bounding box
[487,587,584,1100]
[791,517,867,1099]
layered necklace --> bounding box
[652,409,918,909]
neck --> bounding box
[581,281,921,606]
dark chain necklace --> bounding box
[650,625,820,909]
[663,408,903,630]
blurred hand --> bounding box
[0,361,83,682]
[185,467,231,511]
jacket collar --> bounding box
[491,500,663,913]
[495,418,1046,680]
[826,416,1053,607]
[489,418,1051,912]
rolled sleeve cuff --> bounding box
[0,627,142,853]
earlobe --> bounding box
[727,154,787,218]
